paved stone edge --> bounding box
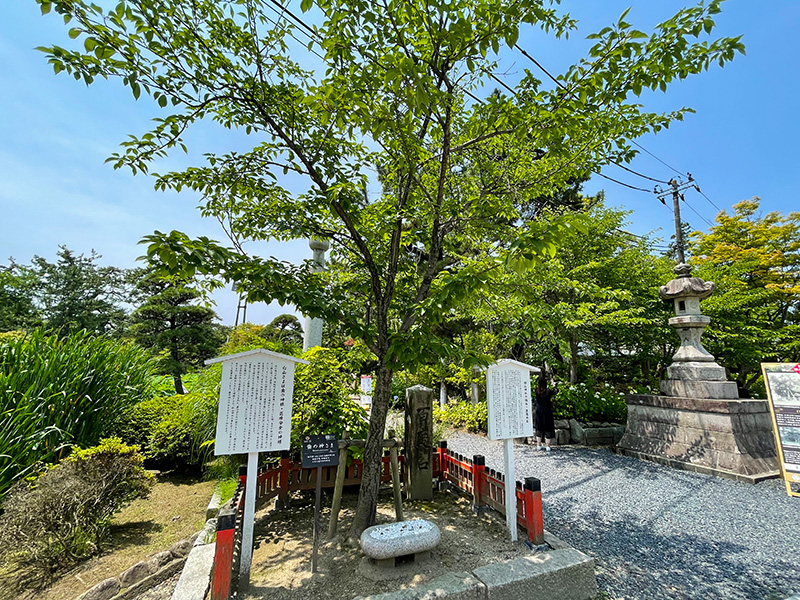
[351,540,597,600]
[616,447,780,484]
[76,535,196,600]
[116,558,186,600]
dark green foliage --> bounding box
[129,270,225,394]
[31,246,128,336]
[291,347,369,449]
[0,261,41,332]
[113,386,184,453]
[0,329,155,498]
[147,393,209,472]
[0,439,153,595]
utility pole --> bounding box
[656,175,696,267]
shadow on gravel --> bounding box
[548,504,799,600]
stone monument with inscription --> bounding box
[404,385,433,501]
[206,348,308,587]
[617,187,778,481]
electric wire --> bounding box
[680,195,714,228]
[593,172,653,193]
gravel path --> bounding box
[446,431,800,600]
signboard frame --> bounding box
[485,359,540,542]
[761,362,800,498]
[206,348,309,586]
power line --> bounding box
[613,162,669,184]
[693,184,723,212]
[511,45,692,180]
[592,171,653,193]
[680,194,714,228]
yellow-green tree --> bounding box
[690,198,800,395]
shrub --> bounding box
[0,329,155,498]
[291,347,369,449]
[434,401,488,433]
[0,439,153,593]
[552,382,628,423]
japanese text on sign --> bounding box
[487,361,535,440]
[214,354,296,454]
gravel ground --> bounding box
[446,431,800,600]
[134,571,181,600]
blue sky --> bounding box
[1,1,797,325]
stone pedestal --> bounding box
[617,394,779,482]
[404,385,433,500]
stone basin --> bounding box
[360,519,441,560]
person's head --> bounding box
[536,374,547,391]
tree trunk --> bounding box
[569,333,579,384]
[348,364,393,539]
[173,374,186,395]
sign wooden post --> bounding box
[301,434,338,572]
[761,363,800,498]
[206,349,309,588]
[486,359,540,542]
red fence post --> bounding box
[472,455,485,510]
[211,508,236,600]
[524,477,544,545]
[437,441,448,484]
[278,450,290,508]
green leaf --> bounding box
[68,28,81,39]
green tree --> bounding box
[36,0,742,535]
[471,201,673,385]
[30,246,127,336]
[689,198,800,395]
[129,270,224,393]
[266,314,303,348]
[0,260,41,332]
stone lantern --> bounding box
[302,239,330,352]
[658,262,738,399]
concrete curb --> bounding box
[206,489,223,520]
[351,547,597,600]
[170,518,217,600]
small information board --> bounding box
[762,363,800,498]
[301,434,339,468]
[486,359,538,441]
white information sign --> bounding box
[207,349,309,455]
[486,359,538,441]
[485,359,539,542]
[360,375,373,407]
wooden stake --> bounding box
[327,432,349,539]
[312,467,322,573]
[389,430,403,521]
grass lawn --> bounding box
[27,474,216,600]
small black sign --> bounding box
[301,434,339,468]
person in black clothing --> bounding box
[534,374,557,451]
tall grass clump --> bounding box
[0,329,155,497]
